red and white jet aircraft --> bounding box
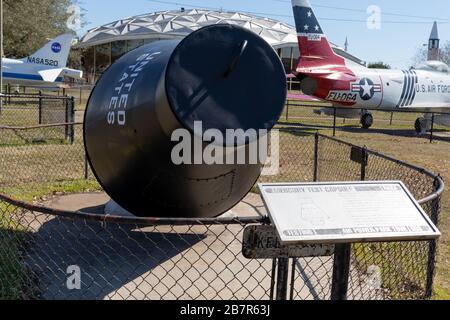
[291,0,450,133]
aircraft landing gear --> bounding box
[360,113,374,129]
[415,117,429,134]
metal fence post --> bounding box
[38,91,43,125]
[289,259,297,300]
[430,113,435,143]
[286,101,289,122]
[7,83,11,104]
[84,154,89,180]
[425,177,441,298]
[275,258,289,300]
[65,97,69,141]
[269,259,277,300]
[333,107,337,137]
[331,243,351,300]
[64,97,74,144]
[67,97,75,144]
[313,132,319,182]
[361,147,368,181]
[79,87,83,108]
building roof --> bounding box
[78,8,299,49]
[430,21,439,40]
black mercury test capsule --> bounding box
[84,24,286,218]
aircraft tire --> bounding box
[361,113,374,129]
[415,117,425,134]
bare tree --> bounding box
[3,0,84,58]
[413,41,450,67]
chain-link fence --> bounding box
[0,112,444,300]
[282,101,450,143]
[2,84,94,111]
[0,94,75,145]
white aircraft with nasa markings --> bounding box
[1,34,83,89]
[291,0,450,133]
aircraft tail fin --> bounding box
[22,34,73,69]
[291,0,345,69]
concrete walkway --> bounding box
[20,193,387,300]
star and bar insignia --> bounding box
[352,78,382,101]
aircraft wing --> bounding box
[287,93,322,102]
[62,68,83,79]
[38,68,64,82]
[405,102,450,110]
[38,67,83,82]
[324,72,358,82]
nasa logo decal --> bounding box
[51,42,62,53]
[351,78,382,101]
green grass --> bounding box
[2,179,101,203]
[434,285,450,300]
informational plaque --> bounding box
[259,181,440,244]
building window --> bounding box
[144,38,156,45]
[280,47,293,74]
[95,43,111,75]
[127,39,145,52]
[112,41,127,63]
[81,47,95,83]
[292,47,300,69]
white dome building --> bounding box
[78,8,363,84]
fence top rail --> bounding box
[0,93,75,100]
[0,122,82,130]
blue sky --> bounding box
[77,0,450,69]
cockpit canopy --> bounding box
[413,61,450,73]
